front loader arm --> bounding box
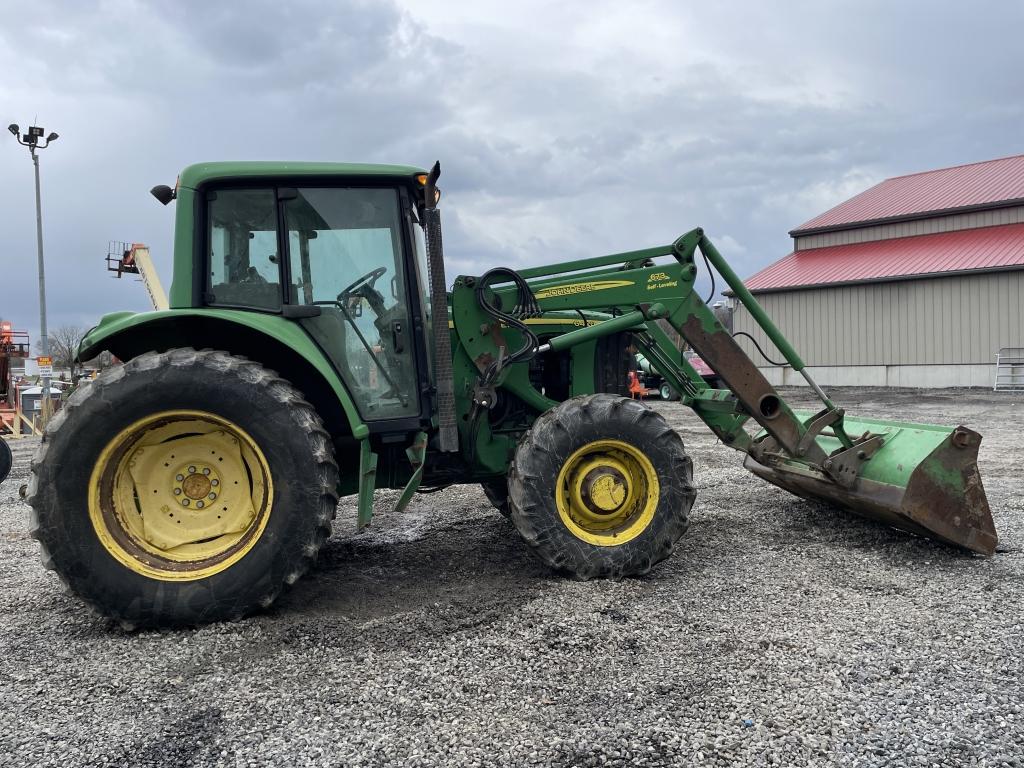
[512,229,830,463]
[457,228,996,555]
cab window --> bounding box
[283,187,419,420]
[206,189,281,309]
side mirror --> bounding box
[150,184,175,206]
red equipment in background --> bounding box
[1,321,31,433]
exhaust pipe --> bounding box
[422,162,459,453]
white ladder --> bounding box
[994,347,1024,391]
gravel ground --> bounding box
[0,387,1021,767]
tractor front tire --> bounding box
[27,349,339,628]
[508,394,694,579]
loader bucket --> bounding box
[744,413,997,555]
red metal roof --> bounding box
[745,222,1024,292]
[794,154,1024,233]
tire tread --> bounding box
[27,348,339,628]
[507,393,694,579]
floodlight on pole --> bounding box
[8,121,58,426]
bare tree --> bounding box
[46,325,90,379]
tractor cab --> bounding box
[203,184,426,421]
[171,163,439,431]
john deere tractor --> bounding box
[27,161,997,628]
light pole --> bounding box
[8,123,59,427]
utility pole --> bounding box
[8,123,59,427]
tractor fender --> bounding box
[77,309,369,441]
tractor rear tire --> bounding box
[508,394,694,579]
[481,479,511,517]
[27,348,339,628]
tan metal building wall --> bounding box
[794,205,1024,250]
[732,270,1024,386]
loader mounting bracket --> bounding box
[822,434,886,489]
[394,431,428,514]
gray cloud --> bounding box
[1,0,1021,343]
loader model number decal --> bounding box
[647,272,679,291]
[534,280,634,300]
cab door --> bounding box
[281,186,424,423]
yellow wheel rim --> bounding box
[555,439,659,546]
[88,410,273,582]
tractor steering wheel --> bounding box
[338,266,388,301]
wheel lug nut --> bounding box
[173,488,182,496]
[176,474,184,481]
[211,479,219,487]
[188,466,196,474]
[209,493,216,500]
[203,468,210,475]
[182,499,190,506]
[197,501,205,508]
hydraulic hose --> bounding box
[474,268,541,385]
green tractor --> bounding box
[27,161,998,628]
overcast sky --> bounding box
[1,0,1022,342]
